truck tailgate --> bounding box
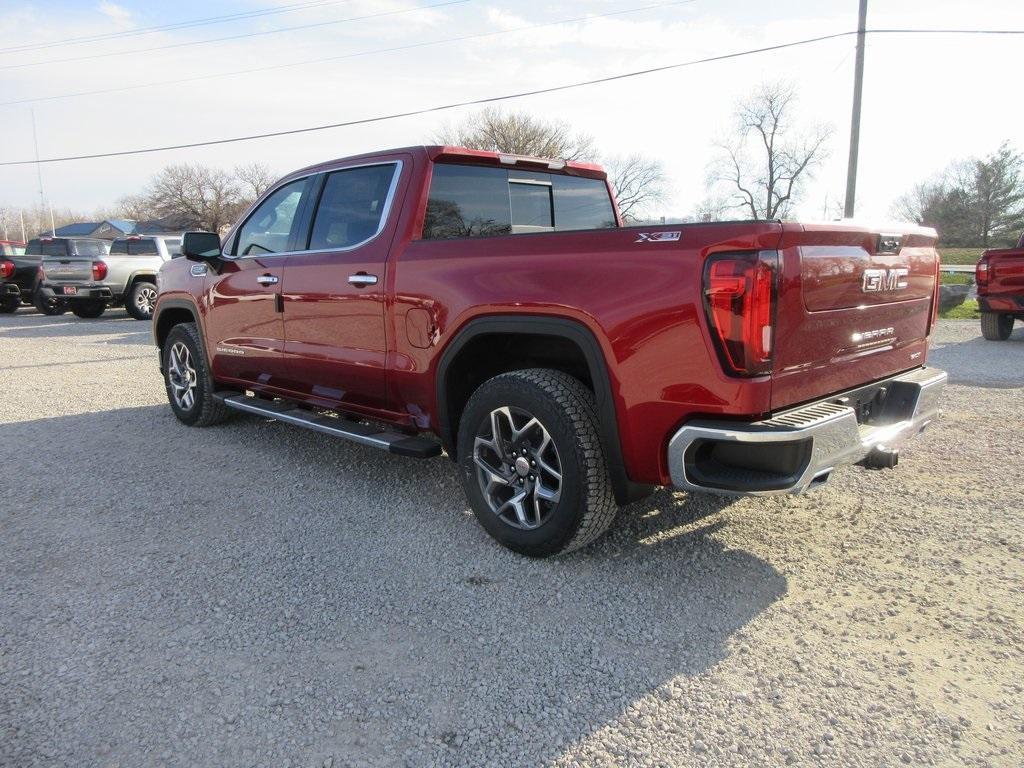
[42,256,95,283]
[771,222,939,411]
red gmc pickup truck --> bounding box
[153,145,947,556]
[976,240,1024,340]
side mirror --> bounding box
[181,231,223,262]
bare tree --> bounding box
[433,107,598,161]
[234,162,277,204]
[711,82,832,220]
[605,154,668,222]
[146,164,243,233]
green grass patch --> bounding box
[940,272,973,285]
[940,298,980,320]
[939,248,984,265]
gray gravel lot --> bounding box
[1,309,1022,767]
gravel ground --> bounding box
[1,309,1022,768]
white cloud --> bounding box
[97,1,133,28]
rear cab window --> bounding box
[422,163,617,240]
[69,240,107,256]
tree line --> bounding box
[893,142,1024,248]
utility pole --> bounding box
[843,0,868,219]
[31,108,47,235]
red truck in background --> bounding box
[976,236,1024,340]
[153,145,946,557]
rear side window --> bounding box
[234,178,308,256]
[422,164,616,240]
[307,163,398,250]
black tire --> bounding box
[0,297,19,313]
[162,322,230,427]
[125,280,158,320]
[457,368,618,557]
[71,301,106,319]
[980,311,1013,341]
[32,289,66,316]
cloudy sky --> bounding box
[0,0,1020,224]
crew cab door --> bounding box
[280,159,406,414]
[204,177,312,388]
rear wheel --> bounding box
[32,289,66,316]
[126,281,158,320]
[71,301,106,319]
[457,368,618,557]
[980,311,1013,341]
[0,296,19,313]
[162,322,230,427]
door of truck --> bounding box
[279,157,407,416]
[204,177,312,389]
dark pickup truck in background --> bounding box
[153,145,947,556]
[3,236,110,315]
[976,243,1024,340]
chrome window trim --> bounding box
[226,160,403,261]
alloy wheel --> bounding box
[167,342,198,411]
[135,286,157,316]
[473,406,562,530]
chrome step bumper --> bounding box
[667,367,947,496]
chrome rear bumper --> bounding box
[667,367,947,496]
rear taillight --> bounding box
[976,258,990,293]
[703,251,777,377]
[92,261,108,281]
[0,260,13,279]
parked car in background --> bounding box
[9,237,109,315]
[0,241,26,313]
[38,234,181,320]
[153,145,946,557]
[976,242,1024,340]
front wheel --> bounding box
[71,301,106,319]
[32,289,66,316]
[126,281,158,320]
[457,369,618,557]
[980,311,1013,341]
[162,322,230,427]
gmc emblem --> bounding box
[862,268,909,293]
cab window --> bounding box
[233,178,309,256]
[307,163,398,251]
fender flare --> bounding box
[435,314,641,503]
[152,297,201,349]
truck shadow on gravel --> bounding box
[2,405,786,767]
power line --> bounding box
[0,0,698,108]
[0,0,471,71]
[2,27,1020,168]
[0,31,856,167]
[1,0,360,54]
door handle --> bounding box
[256,274,279,286]
[348,273,378,287]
